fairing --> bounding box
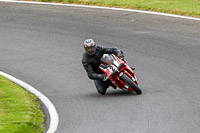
[99,54,138,91]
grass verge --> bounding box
[0,75,44,133]
[30,0,200,18]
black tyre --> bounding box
[121,74,142,94]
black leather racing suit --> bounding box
[82,46,122,94]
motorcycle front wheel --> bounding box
[121,74,142,95]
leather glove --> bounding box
[117,51,124,59]
[117,51,126,62]
[98,74,107,81]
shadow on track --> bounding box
[84,89,140,99]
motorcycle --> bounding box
[99,54,142,94]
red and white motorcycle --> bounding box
[99,54,142,94]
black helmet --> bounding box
[84,39,96,55]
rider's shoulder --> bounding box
[96,45,104,51]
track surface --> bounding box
[0,2,200,133]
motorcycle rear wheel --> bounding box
[121,74,142,95]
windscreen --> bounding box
[100,54,116,66]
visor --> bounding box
[85,46,96,55]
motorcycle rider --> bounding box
[82,39,126,95]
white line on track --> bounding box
[0,71,59,133]
[0,0,200,21]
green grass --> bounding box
[0,75,44,133]
[31,0,200,18]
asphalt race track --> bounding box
[0,2,200,133]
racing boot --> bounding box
[108,81,117,89]
[111,85,117,89]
